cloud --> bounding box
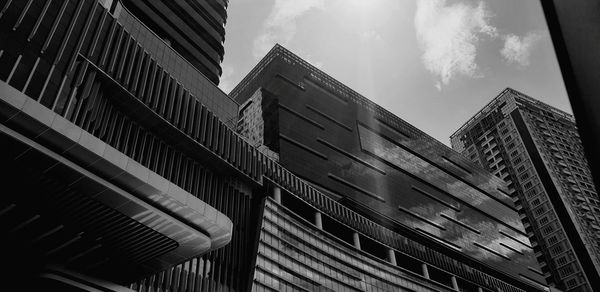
[414,0,497,89]
[501,32,542,67]
[217,65,235,93]
[253,0,324,59]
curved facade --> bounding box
[0,0,246,289]
[117,0,227,85]
[254,198,460,292]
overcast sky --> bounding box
[219,0,571,146]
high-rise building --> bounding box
[451,88,600,291]
[115,0,228,85]
[230,44,554,292]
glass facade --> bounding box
[232,45,545,288]
[357,123,540,276]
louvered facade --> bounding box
[0,0,243,290]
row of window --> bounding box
[0,3,543,292]
[273,185,531,292]
[257,202,453,292]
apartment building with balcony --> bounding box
[451,88,600,291]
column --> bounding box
[451,276,458,290]
[387,249,397,266]
[421,263,430,279]
[273,186,281,204]
[352,232,361,250]
[314,211,323,230]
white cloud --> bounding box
[414,0,497,88]
[501,32,542,67]
[253,0,324,59]
[217,65,235,93]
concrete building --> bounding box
[451,88,600,291]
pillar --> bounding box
[422,263,430,279]
[387,249,397,266]
[352,232,361,250]
[273,186,281,204]
[451,276,458,290]
[314,211,323,230]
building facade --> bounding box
[231,45,554,292]
[0,0,251,290]
[451,88,600,291]
[115,0,228,85]
[0,1,573,291]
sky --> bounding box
[218,0,571,146]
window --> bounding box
[535,206,545,216]
[524,182,533,189]
[559,265,574,277]
[547,235,558,245]
[551,244,563,256]
[539,216,549,225]
[565,278,578,289]
[525,189,537,199]
[556,256,568,266]
[543,225,554,235]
